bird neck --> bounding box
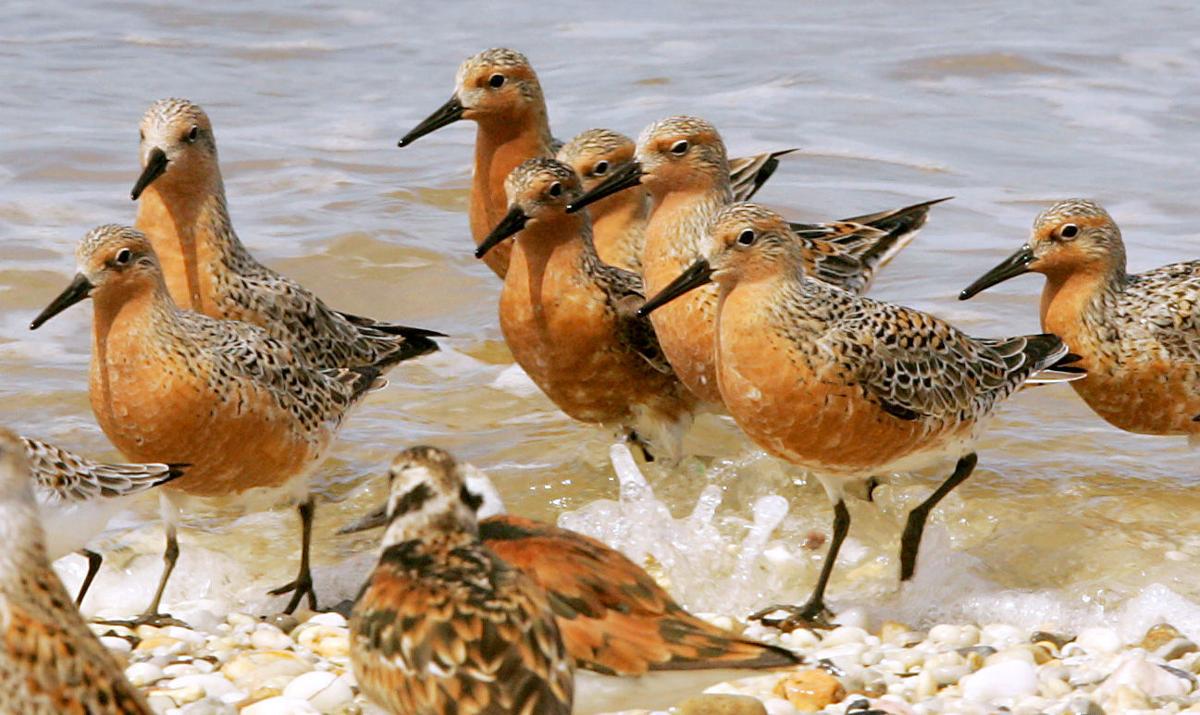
[1039,262,1126,344]
[135,172,254,315]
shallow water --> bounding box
[2,1,1200,638]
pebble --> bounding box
[676,693,769,715]
[772,669,845,712]
[240,696,320,714]
[960,660,1038,702]
[1075,627,1123,655]
[283,670,355,711]
[1097,653,1191,699]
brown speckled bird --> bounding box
[960,199,1200,444]
[23,436,184,606]
[132,98,442,372]
[568,115,945,406]
[641,204,1083,628]
[557,127,795,273]
[343,448,799,714]
[349,446,574,715]
[30,225,382,619]
[478,157,697,459]
[0,428,152,714]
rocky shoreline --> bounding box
[95,606,1200,714]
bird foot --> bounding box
[94,612,189,629]
[750,601,835,632]
[268,572,317,614]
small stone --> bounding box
[928,624,979,648]
[168,673,238,699]
[295,624,349,659]
[960,660,1037,702]
[146,694,176,713]
[1076,627,1122,655]
[980,623,1024,649]
[1104,684,1150,712]
[251,624,294,651]
[1031,630,1074,649]
[822,626,869,647]
[125,662,165,687]
[676,693,769,715]
[1098,654,1190,699]
[266,613,300,634]
[221,650,312,689]
[151,682,204,705]
[305,612,347,628]
[772,669,846,712]
[879,621,919,646]
[283,670,354,711]
[100,636,133,655]
[1064,695,1105,715]
[1141,623,1199,661]
[240,696,320,715]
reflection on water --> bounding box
[2,0,1200,629]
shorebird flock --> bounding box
[1,46,1197,713]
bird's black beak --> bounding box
[398,95,465,147]
[30,274,93,330]
[959,244,1037,300]
[638,258,714,317]
[476,206,528,259]
[566,160,644,213]
[131,147,169,200]
[337,502,388,535]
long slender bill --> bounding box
[959,244,1036,300]
[130,147,169,200]
[398,95,464,147]
[638,258,714,317]
[30,274,93,330]
[475,206,528,259]
[565,160,643,213]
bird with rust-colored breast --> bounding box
[345,446,800,714]
[30,225,382,621]
[477,157,697,459]
[0,428,152,714]
[641,203,1084,629]
[131,98,442,372]
[568,115,948,407]
[960,199,1200,444]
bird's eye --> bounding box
[114,248,133,265]
[737,229,756,246]
[186,126,199,143]
[670,140,689,155]
[1058,223,1079,240]
[593,160,609,176]
[139,130,145,141]
[489,74,506,88]
[548,181,563,198]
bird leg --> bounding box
[625,429,655,462]
[899,452,978,581]
[752,499,850,632]
[96,523,186,627]
[268,497,318,614]
[74,549,103,607]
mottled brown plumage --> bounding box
[480,515,799,676]
[350,447,573,715]
[484,158,696,457]
[642,203,1082,626]
[0,429,151,714]
[569,115,941,405]
[961,199,1200,442]
[133,98,441,373]
[30,225,381,616]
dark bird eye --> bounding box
[489,74,506,88]
[670,140,689,155]
[548,181,563,197]
[737,229,756,246]
[186,126,199,143]
[593,160,609,176]
[139,130,145,141]
[114,248,133,265]
[1059,223,1079,240]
